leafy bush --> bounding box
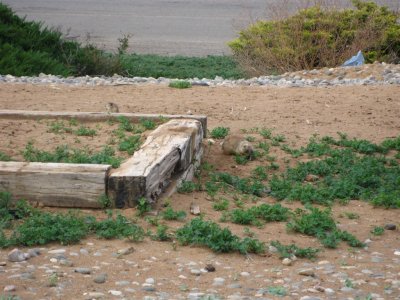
[169,80,192,89]
[177,181,201,193]
[91,214,144,241]
[270,240,320,259]
[161,207,186,221]
[229,0,400,75]
[210,127,230,139]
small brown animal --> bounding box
[105,102,119,113]
[222,134,254,159]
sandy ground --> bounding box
[0,83,400,299]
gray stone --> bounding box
[298,268,315,277]
[142,286,156,292]
[48,249,66,254]
[8,249,27,262]
[384,224,396,230]
[190,269,201,276]
[86,292,105,299]
[74,267,92,274]
[94,273,107,284]
[4,285,16,292]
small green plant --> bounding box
[98,194,111,209]
[136,198,151,217]
[161,207,186,221]
[177,181,201,193]
[252,166,268,180]
[267,286,287,297]
[48,273,58,287]
[48,120,72,134]
[345,278,354,289]
[212,198,229,211]
[370,226,384,236]
[75,125,96,137]
[270,241,320,260]
[343,212,360,220]
[259,128,272,139]
[139,118,156,130]
[0,151,12,161]
[151,224,172,241]
[210,127,230,139]
[235,154,249,165]
[118,135,141,155]
[168,80,192,89]
[117,116,134,132]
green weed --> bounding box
[118,135,141,155]
[92,213,144,241]
[270,240,320,260]
[177,181,201,194]
[139,118,156,130]
[161,207,186,221]
[0,151,12,161]
[136,198,151,217]
[370,226,384,236]
[267,286,287,297]
[252,166,268,181]
[210,127,230,139]
[75,125,96,137]
[212,199,229,211]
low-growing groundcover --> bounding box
[229,0,400,75]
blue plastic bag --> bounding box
[343,50,365,66]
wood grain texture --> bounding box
[0,162,111,208]
[108,119,203,208]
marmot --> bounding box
[105,102,119,113]
[222,134,254,159]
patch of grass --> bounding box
[212,198,229,211]
[150,224,173,241]
[287,206,364,248]
[161,207,186,221]
[176,217,265,254]
[370,226,384,236]
[342,212,360,220]
[121,54,245,79]
[136,198,152,217]
[210,127,230,139]
[168,80,192,89]
[259,128,272,139]
[22,142,123,168]
[118,135,142,155]
[139,118,156,130]
[270,240,320,260]
[0,151,11,161]
[48,120,72,134]
[252,166,268,181]
[267,286,287,297]
[98,194,112,209]
[74,125,97,137]
[229,203,290,225]
[177,181,201,194]
[235,154,250,165]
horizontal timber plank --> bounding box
[108,119,203,208]
[0,162,111,208]
[0,110,207,137]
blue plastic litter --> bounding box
[343,50,365,66]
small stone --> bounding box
[4,285,16,292]
[86,292,105,299]
[8,249,27,262]
[395,250,400,256]
[240,271,250,277]
[300,297,322,300]
[191,269,201,276]
[142,286,156,292]
[205,264,216,272]
[371,256,384,263]
[145,278,155,285]
[108,290,122,296]
[190,203,201,215]
[188,293,205,299]
[48,249,66,254]
[94,273,107,284]
[59,259,73,267]
[28,248,41,257]
[213,277,225,286]
[0,262,7,266]
[20,272,35,280]
[116,280,130,286]
[340,287,354,293]
[324,288,335,295]
[282,258,292,266]
[117,247,134,256]
[268,245,278,253]
[80,248,89,255]
[298,268,315,277]
[384,224,396,230]
[74,267,92,274]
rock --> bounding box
[384,224,397,230]
[86,292,105,299]
[117,247,134,256]
[240,271,250,277]
[0,262,7,266]
[205,264,216,272]
[108,290,123,296]
[324,288,335,295]
[268,245,278,253]
[145,278,155,285]
[298,268,315,277]
[282,258,292,266]
[28,248,41,257]
[80,248,89,255]
[59,259,73,267]
[213,277,225,286]
[188,293,205,300]
[48,249,66,254]
[142,286,156,292]
[191,269,202,276]
[300,297,322,300]
[74,267,92,274]
[20,272,35,280]
[4,285,16,292]
[8,249,27,262]
[116,280,130,286]
[394,250,400,256]
[94,273,107,284]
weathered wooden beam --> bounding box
[108,119,203,208]
[0,162,111,208]
[0,110,207,137]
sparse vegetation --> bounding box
[270,240,320,259]
[168,80,192,89]
[210,127,230,139]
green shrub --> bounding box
[92,214,144,241]
[177,181,201,193]
[75,126,97,137]
[210,127,230,139]
[0,151,11,161]
[229,0,400,75]
[270,240,320,259]
[161,207,186,221]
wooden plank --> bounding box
[0,162,111,208]
[0,110,207,137]
[108,119,203,208]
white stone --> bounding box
[48,249,66,254]
[145,278,155,284]
[108,290,122,296]
[240,271,250,277]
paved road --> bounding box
[3,0,399,56]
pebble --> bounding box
[190,269,202,276]
[282,258,293,266]
[108,290,122,296]
[240,271,250,277]
[94,273,107,284]
[213,277,225,286]
[8,249,28,262]
[298,269,316,277]
[384,224,397,230]
[86,292,105,299]
[74,267,92,274]
[145,278,155,284]
[117,247,134,256]
[205,264,216,272]
[1,63,398,88]
[48,249,66,254]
